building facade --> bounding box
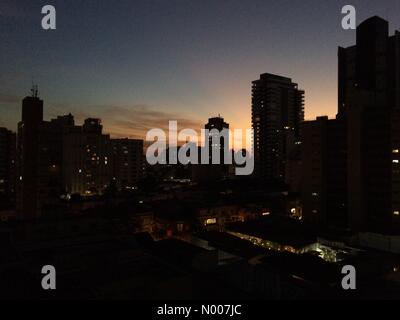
[301,116,347,228]
[252,73,304,184]
[63,118,113,196]
[192,116,230,182]
[112,138,144,190]
[302,16,400,233]
[339,16,400,232]
[16,91,144,219]
[17,93,44,219]
[0,128,16,202]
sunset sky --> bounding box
[1,0,400,141]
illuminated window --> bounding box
[393,149,399,154]
[262,212,271,216]
[205,218,217,225]
[393,160,399,164]
[394,211,400,216]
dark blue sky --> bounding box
[1,0,400,138]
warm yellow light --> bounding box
[394,211,400,216]
[206,218,217,225]
[262,212,271,216]
[393,149,399,154]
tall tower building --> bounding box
[17,88,77,220]
[302,16,400,233]
[339,16,400,232]
[17,88,44,220]
[252,73,304,183]
[205,116,230,165]
[192,116,230,183]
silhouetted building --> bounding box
[112,138,144,190]
[205,116,229,165]
[192,116,229,182]
[302,16,400,233]
[63,118,113,196]
[40,114,76,207]
[301,116,347,228]
[0,128,16,201]
[16,90,77,219]
[252,73,304,184]
[17,90,44,219]
[339,16,400,232]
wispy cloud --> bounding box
[102,105,203,140]
[46,103,204,140]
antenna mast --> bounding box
[30,83,39,98]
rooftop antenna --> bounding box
[30,81,39,98]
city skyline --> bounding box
[2,0,400,139]
[1,2,400,302]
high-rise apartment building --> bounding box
[301,117,347,228]
[205,116,229,165]
[302,16,400,233]
[339,16,400,232]
[252,73,304,184]
[17,90,44,219]
[16,90,145,219]
[112,138,144,190]
[191,116,230,183]
[63,118,113,196]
